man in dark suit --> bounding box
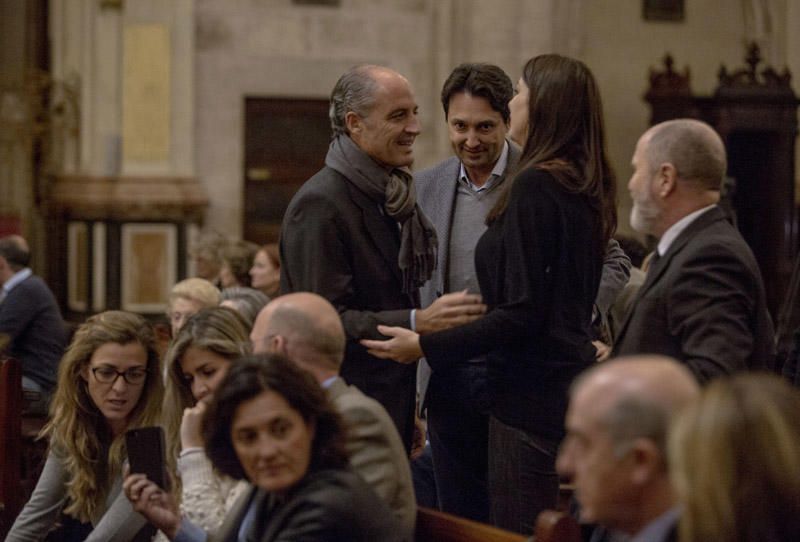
[558,356,699,542]
[614,119,775,380]
[280,65,484,450]
[0,235,67,414]
[414,63,630,522]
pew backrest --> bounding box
[0,356,23,539]
[416,507,530,542]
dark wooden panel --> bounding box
[243,98,331,244]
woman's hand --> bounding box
[592,340,611,362]
[361,325,423,363]
[180,400,208,450]
[123,469,181,540]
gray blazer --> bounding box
[414,143,523,411]
[327,377,416,534]
[414,143,630,411]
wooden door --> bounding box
[243,98,331,244]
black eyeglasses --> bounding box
[90,366,149,385]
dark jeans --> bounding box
[426,362,490,522]
[488,415,560,534]
[410,442,438,508]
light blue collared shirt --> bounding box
[3,267,33,294]
[1,267,32,301]
[457,141,510,192]
[321,375,338,389]
[631,507,680,542]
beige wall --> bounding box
[193,0,572,237]
[583,0,751,236]
[195,0,800,239]
[9,0,798,242]
[195,0,436,237]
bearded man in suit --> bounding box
[614,119,775,379]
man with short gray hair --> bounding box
[615,119,775,380]
[280,65,485,450]
[251,292,417,536]
[557,355,700,542]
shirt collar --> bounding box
[657,204,716,256]
[2,267,32,294]
[458,140,509,192]
[321,375,339,389]
[630,507,680,542]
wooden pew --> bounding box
[534,510,581,542]
[415,506,581,542]
[0,355,23,539]
[415,507,529,542]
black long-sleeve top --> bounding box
[420,167,604,439]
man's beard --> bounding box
[630,193,660,236]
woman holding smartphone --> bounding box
[125,354,408,541]
[6,311,164,542]
[364,54,617,533]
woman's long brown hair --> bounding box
[487,54,617,246]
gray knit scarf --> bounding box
[325,134,437,293]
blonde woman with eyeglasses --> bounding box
[6,311,164,542]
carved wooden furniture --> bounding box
[645,44,800,318]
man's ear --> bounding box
[345,111,362,137]
[656,163,678,198]
[270,334,288,357]
[629,438,664,486]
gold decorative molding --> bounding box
[47,175,208,222]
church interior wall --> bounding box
[582,0,752,236]
[2,0,800,311]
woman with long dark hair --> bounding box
[364,54,616,533]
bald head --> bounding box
[0,235,30,268]
[641,119,726,192]
[0,235,31,283]
[572,356,700,455]
[251,292,345,373]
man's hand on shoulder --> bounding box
[415,290,486,335]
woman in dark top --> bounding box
[124,354,407,542]
[364,54,617,533]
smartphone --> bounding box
[125,426,169,490]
